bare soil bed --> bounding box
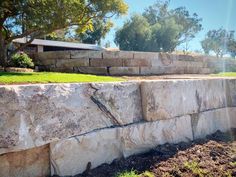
[74,129,236,177]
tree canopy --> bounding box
[201,28,235,58]
[115,0,202,52]
[0,0,128,66]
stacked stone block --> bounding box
[0,78,236,176]
[33,50,236,75]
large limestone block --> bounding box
[0,82,142,154]
[90,58,123,67]
[36,51,70,60]
[50,115,192,176]
[120,115,193,157]
[56,58,89,67]
[71,50,102,59]
[75,66,108,75]
[141,79,228,121]
[225,107,236,128]
[191,108,233,139]
[0,145,50,177]
[50,128,122,176]
[109,67,140,75]
[226,79,236,107]
[103,51,133,59]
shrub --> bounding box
[11,52,34,68]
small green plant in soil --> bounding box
[183,161,208,177]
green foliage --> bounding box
[0,72,124,84]
[11,52,34,68]
[183,161,207,177]
[227,39,236,58]
[77,19,114,45]
[116,170,139,177]
[115,1,202,52]
[201,28,235,57]
[115,15,151,51]
[0,0,128,66]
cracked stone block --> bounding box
[50,115,192,176]
[191,108,233,139]
[0,144,50,177]
[141,79,228,121]
[0,82,142,154]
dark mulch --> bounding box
[72,129,236,177]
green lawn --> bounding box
[215,72,236,77]
[0,72,124,84]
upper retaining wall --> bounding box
[33,50,236,75]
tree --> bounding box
[0,0,128,67]
[76,19,113,45]
[115,0,202,52]
[115,15,151,51]
[201,28,234,57]
[227,39,236,58]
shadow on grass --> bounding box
[0,72,34,76]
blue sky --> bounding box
[102,0,236,51]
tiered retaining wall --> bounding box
[0,78,236,177]
[33,50,236,75]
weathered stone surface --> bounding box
[90,58,123,67]
[0,144,50,177]
[71,50,102,59]
[191,108,233,139]
[50,128,122,176]
[56,58,89,67]
[133,52,159,59]
[141,79,227,121]
[120,115,193,157]
[50,115,192,176]
[123,58,151,67]
[75,66,108,75]
[226,79,236,107]
[227,107,236,128]
[0,82,142,154]
[109,67,140,75]
[36,51,70,60]
[140,66,166,75]
[103,51,133,59]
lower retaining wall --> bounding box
[0,78,236,176]
[32,50,236,75]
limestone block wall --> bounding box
[0,78,236,177]
[33,50,236,75]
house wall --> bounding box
[32,50,236,75]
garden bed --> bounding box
[74,129,236,177]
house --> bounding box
[12,38,104,54]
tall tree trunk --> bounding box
[0,32,7,67]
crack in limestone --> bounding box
[195,90,202,112]
[89,83,122,126]
[90,96,121,126]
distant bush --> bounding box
[11,52,34,68]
